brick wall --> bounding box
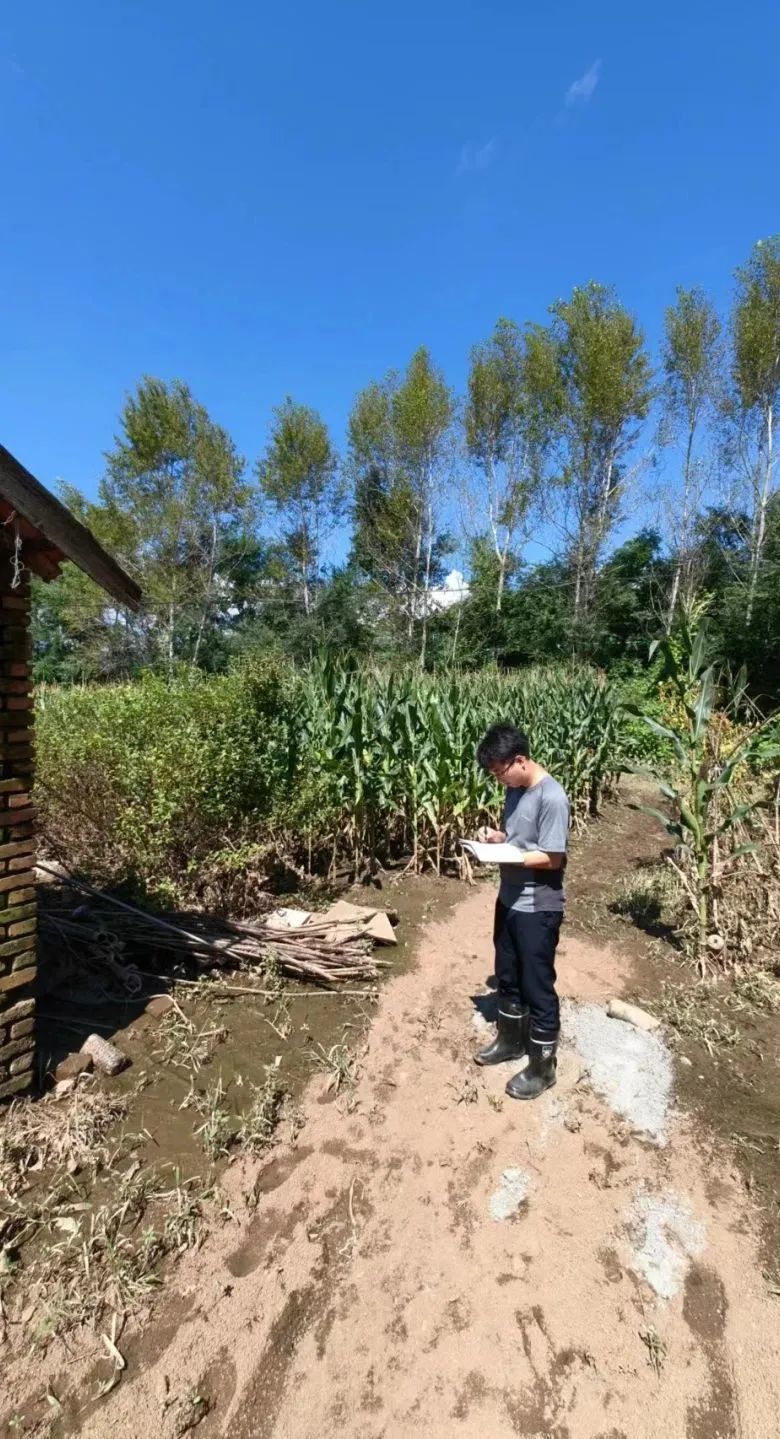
[0,556,36,1099]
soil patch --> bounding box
[3,802,780,1438]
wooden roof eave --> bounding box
[0,444,141,611]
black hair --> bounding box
[476,722,531,772]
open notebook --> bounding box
[460,839,527,865]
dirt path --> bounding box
[63,885,778,1439]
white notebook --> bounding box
[460,839,528,865]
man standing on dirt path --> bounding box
[473,722,570,1100]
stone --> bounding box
[54,1052,94,1083]
[80,1034,129,1076]
[145,994,175,1018]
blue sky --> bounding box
[2,0,778,555]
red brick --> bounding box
[9,918,36,937]
[11,948,36,970]
[0,965,36,993]
[0,995,34,1024]
[0,934,34,959]
[0,1072,32,1099]
[0,1034,33,1062]
[0,871,35,893]
[9,1050,34,1075]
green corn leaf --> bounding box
[628,803,684,842]
[637,717,687,765]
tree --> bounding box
[99,377,254,669]
[256,398,342,616]
[660,288,721,630]
[590,529,669,668]
[348,351,454,663]
[549,284,653,643]
[348,378,417,612]
[464,318,561,613]
[730,237,780,626]
[392,348,454,665]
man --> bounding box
[473,722,570,1100]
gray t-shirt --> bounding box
[499,774,570,913]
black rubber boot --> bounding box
[474,999,529,1066]
[505,1031,558,1100]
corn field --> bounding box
[297,661,624,874]
[36,659,627,897]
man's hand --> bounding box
[477,827,506,844]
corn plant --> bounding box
[299,659,624,874]
[630,610,779,970]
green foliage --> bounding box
[465,317,561,612]
[35,659,626,898]
[550,282,654,633]
[256,398,342,614]
[348,349,454,661]
[629,607,779,966]
[663,287,721,428]
[733,237,780,413]
[35,658,296,901]
[100,377,255,668]
[24,248,780,703]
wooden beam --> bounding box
[0,444,141,610]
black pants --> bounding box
[493,899,562,1040]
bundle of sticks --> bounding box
[38,866,391,993]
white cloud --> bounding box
[426,570,470,613]
[565,60,602,107]
[457,138,496,176]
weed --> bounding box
[310,1041,358,1095]
[611,866,682,930]
[173,1388,210,1436]
[451,1074,480,1105]
[237,1059,286,1155]
[658,981,740,1054]
[728,967,780,1015]
[153,1007,228,1074]
[187,1076,234,1160]
[639,1324,667,1376]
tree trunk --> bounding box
[496,552,507,613]
[407,507,423,641]
[746,402,773,627]
[449,590,462,666]
[419,500,434,669]
[167,598,176,671]
[665,559,682,635]
[192,518,218,669]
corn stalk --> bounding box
[630,610,779,971]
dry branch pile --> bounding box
[38,868,392,1001]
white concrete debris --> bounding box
[625,1190,706,1299]
[562,999,673,1143]
[489,1168,531,1221]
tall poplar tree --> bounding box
[256,399,341,616]
[731,237,780,626]
[660,287,721,629]
[465,318,561,612]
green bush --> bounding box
[35,658,296,901]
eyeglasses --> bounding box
[490,757,519,780]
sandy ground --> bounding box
[13,886,780,1439]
